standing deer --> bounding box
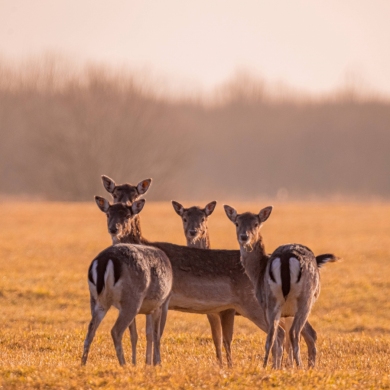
[172,200,236,367]
[82,198,173,366]
[99,177,328,367]
[100,175,152,365]
[224,205,338,368]
[101,175,151,245]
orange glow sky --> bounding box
[1,0,390,95]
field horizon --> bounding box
[1,200,390,389]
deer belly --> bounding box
[170,277,235,313]
[138,280,172,315]
[138,299,165,314]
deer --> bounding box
[99,177,330,368]
[82,198,173,366]
[101,175,151,245]
[100,175,152,365]
[224,204,338,369]
[172,200,236,367]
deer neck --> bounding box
[187,230,210,249]
[239,235,268,286]
[115,215,147,245]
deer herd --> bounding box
[81,176,339,369]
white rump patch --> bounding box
[269,257,285,304]
[289,257,301,284]
[91,260,98,285]
[270,258,282,285]
[104,259,115,288]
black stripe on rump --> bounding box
[92,256,122,295]
[88,261,95,285]
[269,264,276,282]
[280,254,292,299]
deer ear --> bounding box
[224,205,237,223]
[172,201,184,216]
[131,199,146,215]
[137,179,152,195]
[259,206,273,223]
[101,175,116,193]
[204,201,217,216]
[95,196,110,213]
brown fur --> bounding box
[101,175,150,245]
[224,205,335,369]
[97,195,285,367]
[100,179,324,368]
[89,192,172,365]
[264,244,320,368]
[82,243,172,366]
[171,199,235,367]
[99,176,152,363]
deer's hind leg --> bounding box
[128,319,138,365]
[82,300,107,365]
[111,303,140,366]
[159,296,171,337]
[290,300,313,369]
[145,314,154,365]
[264,306,282,369]
[237,301,283,368]
[152,307,163,365]
[283,317,294,368]
[301,321,317,368]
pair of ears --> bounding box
[224,205,273,224]
[101,175,152,196]
[95,196,146,216]
[172,201,217,217]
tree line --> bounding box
[1,59,389,201]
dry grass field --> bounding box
[1,200,390,389]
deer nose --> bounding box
[240,234,249,242]
[109,227,118,234]
[189,230,197,237]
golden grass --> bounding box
[1,201,390,389]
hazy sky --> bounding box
[1,0,390,95]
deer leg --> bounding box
[128,319,138,365]
[145,314,153,365]
[264,307,281,369]
[301,321,317,368]
[283,317,294,368]
[220,309,236,367]
[152,307,163,365]
[89,295,96,316]
[207,314,223,365]
[290,302,312,369]
[274,324,285,369]
[111,306,139,366]
[237,303,283,366]
[82,305,107,365]
[159,296,171,338]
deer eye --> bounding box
[235,222,238,227]
[183,218,187,223]
[254,223,259,228]
[201,218,205,222]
